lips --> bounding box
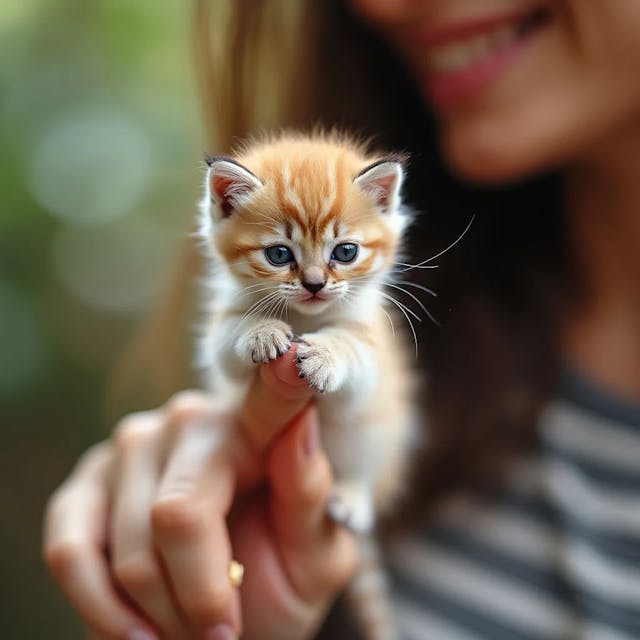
[413,5,552,106]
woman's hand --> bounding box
[43,346,358,640]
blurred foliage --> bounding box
[0,0,203,635]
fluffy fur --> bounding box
[196,132,419,639]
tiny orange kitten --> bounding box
[196,132,419,639]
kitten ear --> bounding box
[206,156,263,218]
[354,159,404,214]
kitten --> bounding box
[196,132,419,639]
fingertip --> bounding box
[242,345,314,452]
[262,343,308,393]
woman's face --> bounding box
[350,0,640,183]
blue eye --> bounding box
[265,245,295,265]
[331,243,358,263]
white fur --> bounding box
[194,158,415,539]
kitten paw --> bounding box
[296,335,348,393]
[235,320,293,364]
[327,483,375,535]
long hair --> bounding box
[113,0,578,518]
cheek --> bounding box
[348,0,417,25]
[344,251,382,278]
[429,1,640,183]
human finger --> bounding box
[267,407,358,603]
[110,413,189,639]
[240,343,314,452]
[151,414,241,638]
[43,442,157,640]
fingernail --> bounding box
[204,624,236,640]
[127,629,157,640]
[302,409,319,457]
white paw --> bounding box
[296,335,348,393]
[327,483,375,535]
[235,320,293,364]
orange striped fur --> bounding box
[196,132,418,640]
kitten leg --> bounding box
[296,326,375,393]
[327,480,375,535]
[296,327,379,530]
[234,318,294,365]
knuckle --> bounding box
[151,495,208,540]
[163,391,223,438]
[182,585,232,626]
[44,539,82,579]
[113,553,160,594]
[299,456,333,507]
[81,440,112,464]
[44,487,67,522]
[114,413,155,451]
[165,391,213,424]
[299,477,329,511]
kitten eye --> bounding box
[331,243,359,263]
[265,245,295,265]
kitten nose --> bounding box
[302,266,326,295]
[302,280,325,295]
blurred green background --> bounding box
[0,0,203,635]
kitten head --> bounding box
[200,134,410,316]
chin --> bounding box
[440,107,584,185]
[291,299,333,315]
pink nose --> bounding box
[302,266,326,295]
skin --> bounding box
[44,346,357,640]
[44,1,640,639]
[353,0,640,397]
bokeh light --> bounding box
[52,217,179,313]
[28,108,152,226]
[0,0,200,635]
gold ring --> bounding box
[228,560,244,588]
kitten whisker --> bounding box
[236,285,280,300]
[236,291,281,328]
[394,280,437,297]
[379,305,396,336]
[377,291,422,323]
[385,283,429,314]
[393,262,439,270]
[384,281,441,327]
[399,214,475,271]
[234,282,279,297]
[377,291,419,357]
[265,294,285,321]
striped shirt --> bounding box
[388,372,640,640]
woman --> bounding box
[44,1,640,639]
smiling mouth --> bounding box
[417,5,552,104]
[423,6,551,73]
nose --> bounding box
[302,280,326,295]
[302,266,326,295]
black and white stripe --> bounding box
[387,373,640,640]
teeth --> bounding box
[491,23,518,48]
[426,24,518,73]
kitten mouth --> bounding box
[302,295,328,303]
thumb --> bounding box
[267,405,357,602]
[268,405,333,548]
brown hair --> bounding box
[113,0,578,519]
